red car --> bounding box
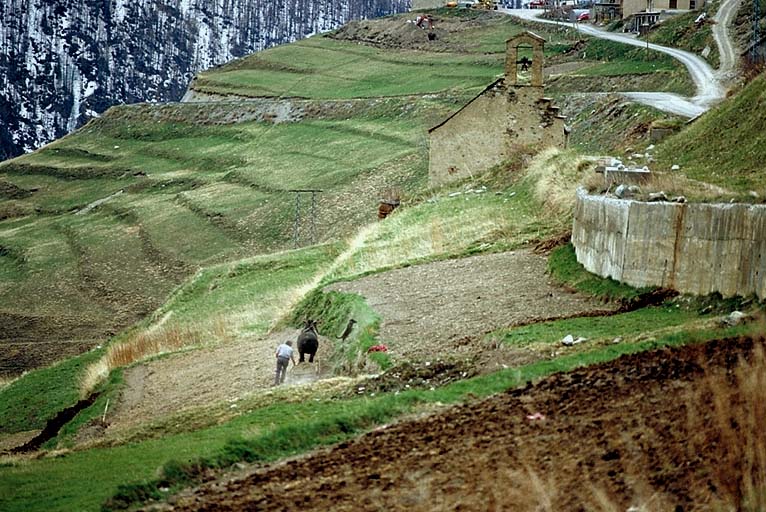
[577,11,590,21]
[528,0,546,8]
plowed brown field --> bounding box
[161,335,766,512]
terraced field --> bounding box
[3,8,762,512]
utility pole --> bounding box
[289,189,322,248]
[646,24,650,52]
[644,0,653,54]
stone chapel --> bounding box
[428,31,568,187]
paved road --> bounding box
[502,8,733,116]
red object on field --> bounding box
[367,344,388,353]
[577,11,590,21]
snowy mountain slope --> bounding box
[0,0,409,161]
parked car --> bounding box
[528,0,546,8]
[577,11,590,21]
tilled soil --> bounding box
[328,249,617,367]
[0,312,112,378]
[104,329,334,434]
[161,335,766,512]
[105,249,612,432]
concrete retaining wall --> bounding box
[572,188,766,299]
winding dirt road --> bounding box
[505,5,737,116]
[713,0,743,80]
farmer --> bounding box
[274,340,297,386]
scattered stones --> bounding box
[671,164,680,171]
[749,190,759,199]
[721,311,748,327]
[648,191,668,202]
[672,195,687,203]
[354,359,479,395]
[562,335,587,346]
[614,184,642,199]
[614,184,629,198]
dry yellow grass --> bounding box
[79,320,231,396]
[0,375,16,391]
[698,345,766,510]
[526,147,593,221]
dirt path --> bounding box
[105,329,333,433]
[105,249,613,432]
[327,249,617,365]
[713,0,742,81]
[159,335,766,512]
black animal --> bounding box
[297,319,319,363]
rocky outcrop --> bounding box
[0,0,409,161]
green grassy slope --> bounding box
[192,12,691,99]
[648,7,719,68]
[0,9,694,381]
[191,14,519,99]
[655,74,766,193]
[0,101,434,375]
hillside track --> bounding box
[504,8,728,116]
[162,335,765,512]
[713,0,742,80]
[104,328,333,433]
[105,249,613,433]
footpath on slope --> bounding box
[101,249,615,435]
[159,335,766,512]
[103,327,331,435]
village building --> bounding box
[594,0,706,25]
[428,31,568,187]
